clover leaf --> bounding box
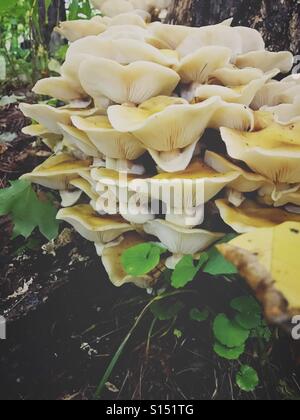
[231,296,262,330]
[121,242,167,276]
[171,253,209,289]
[214,342,245,360]
[236,365,259,392]
[213,314,250,348]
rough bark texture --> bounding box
[167,0,300,54]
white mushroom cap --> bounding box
[19,103,102,135]
[54,16,107,42]
[33,77,87,103]
[108,12,148,27]
[108,96,221,152]
[175,46,232,84]
[57,204,134,243]
[261,97,300,124]
[21,153,91,190]
[100,0,134,17]
[143,219,224,255]
[209,101,255,131]
[220,122,300,183]
[72,115,146,160]
[78,58,180,106]
[210,66,267,86]
[66,37,178,67]
[216,199,300,233]
[148,21,194,50]
[235,50,294,73]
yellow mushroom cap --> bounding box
[71,115,146,160]
[215,198,300,233]
[54,17,107,42]
[143,219,224,255]
[78,58,180,106]
[204,151,268,192]
[56,204,134,243]
[21,153,91,190]
[175,46,232,84]
[261,97,300,125]
[70,177,98,203]
[220,122,300,183]
[107,96,221,152]
[148,21,194,50]
[102,232,161,288]
[235,50,294,74]
[218,222,300,317]
[210,66,267,87]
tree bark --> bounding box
[38,0,66,48]
[167,0,300,54]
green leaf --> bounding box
[121,243,167,276]
[171,253,209,289]
[214,342,245,360]
[236,365,259,392]
[189,308,209,322]
[251,321,272,342]
[203,234,238,276]
[174,329,183,339]
[0,180,59,241]
[150,298,185,321]
[213,314,250,348]
[231,296,262,330]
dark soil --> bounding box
[0,91,300,401]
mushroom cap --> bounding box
[100,0,134,17]
[148,21,194,50]
[19,103,102,135]
[261,97,300,124]
[235,50,294,74]
[33,77,87,103]
[215,198,300,233]
[54,17,107,42]
[210,66,267,86]
[135,158,239,207]
[147,142,199,173]
[98,25,169,49]
[220,122,300,183]
[258,184,300,208]
[143,219,224,255]
[21,153,91,190]
[177,25,264,58]
[79,58,180,106]
[57,204,134,243]
[58,123,100,158]
[204,151,268,192]
[102,232,159,288]
[70,177,99,203]
[108,12,148,27]
[66,37,178,67]
[175,46,232,84]
[208,101,254,131]
[108,96,221,151]
[194,73,275,107]
[72,115,146,160]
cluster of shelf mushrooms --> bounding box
[20,1,300,288]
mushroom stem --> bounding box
[165,254,184,270]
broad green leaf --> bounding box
[121,243,167,276]
[251,321,272,342]
[213,314,250,348]
[236,365,259,392]
[204,235,238,276]
[150,298,185,321]
[214,342,245,360]
[0,180,59,241]
[189,308,209,322]
[171,253,209,289]
[231,296,262,330]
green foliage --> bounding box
[0,180,59,240]
[213,342,245,360]
[121,243,167,276]
[189,308,209,322]
[150,298,185,321]
[236,365,259,392]
[213,314,250,348]
[231,296,262,330]
[171,254,208,289]
[203,234,238,276]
